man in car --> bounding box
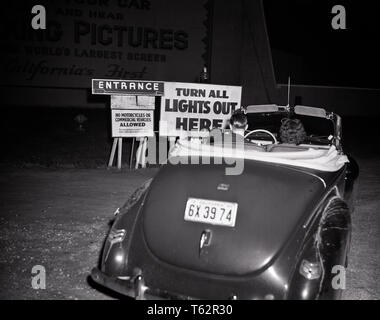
[229,110,248,137]
[214,110,249,150]
[209,110,248,146]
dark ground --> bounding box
[0,107,379,300]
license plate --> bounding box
[184,198,238,227]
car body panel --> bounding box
[142,160,336,276]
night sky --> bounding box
[264,0,380,89]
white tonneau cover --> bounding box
[169,140,349,172]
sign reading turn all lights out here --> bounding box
[160,82,242,137]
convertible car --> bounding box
[91,104,358,300]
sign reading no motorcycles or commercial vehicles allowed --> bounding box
[111,109,154,138]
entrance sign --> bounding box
[160,82,242,137]
[111,110,154,138]
[92,79,164,96]
[92,78,161,169]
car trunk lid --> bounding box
[141,159,327,276]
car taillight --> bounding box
[108,229,126,245]
[299,259,322,280]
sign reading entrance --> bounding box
[92,78,160,169]
[160,82,242,137]
[92,79,165,96]
[111,110,154,138]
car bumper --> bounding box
[91,268,197,300]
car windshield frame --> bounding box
[244,104,343,151]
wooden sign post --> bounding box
[108,108,155,169]
[108,137,122,169]
[92,79,165,169]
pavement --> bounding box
[343,157,380,299]
[0,167,157,300]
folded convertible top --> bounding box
[169,140,349,172]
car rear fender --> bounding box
[288,195,351,300]
[101,180,152,276]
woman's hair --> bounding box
[279,118,307,145]
[230,111,248,129]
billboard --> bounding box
[0,0,208,88]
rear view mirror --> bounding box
[294,105,327,119]
[246,104,279,114]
